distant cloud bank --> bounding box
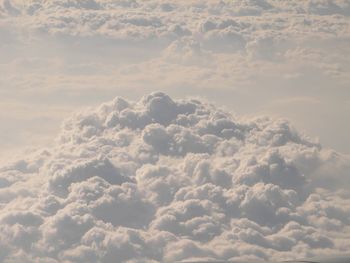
[0,92,349,262]
[1,0,350,156]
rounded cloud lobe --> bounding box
[1,92,350,262]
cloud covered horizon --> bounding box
[0,92,349,262]
[0,0,350,156]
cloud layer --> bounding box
[0,92,349,262]
[2,0,350,88]
[1,0,350,157]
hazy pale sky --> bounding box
[1,0,349,160]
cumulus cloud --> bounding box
[0,92,350,262]
[0,1,350,261]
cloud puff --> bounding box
[0,92,350,262]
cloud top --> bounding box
[0,92,349,262]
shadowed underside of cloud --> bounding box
[0,92,349,262]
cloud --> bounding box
[0,2,349,261]
[1,0,349,159]
[0,92,350,262]
[3,0,349,45]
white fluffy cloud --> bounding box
[0,92,349,262]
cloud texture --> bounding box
[0,92,349,262]
[2,0,350,86]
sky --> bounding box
[0,0,350,262]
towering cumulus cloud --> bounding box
[0,92,350,262]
